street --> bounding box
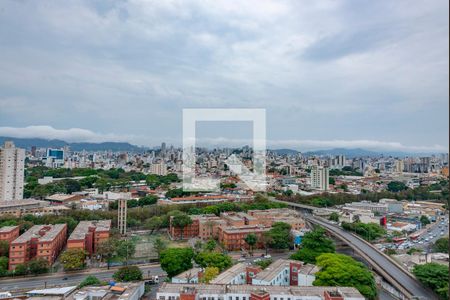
[0,264,164,293]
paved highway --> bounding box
[271,199,438,299]
[307,217,437,300]
[0,264,164,293]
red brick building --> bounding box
[0,225,20,244]
[169,216,199,240]
[218,225,270,251]
[9,224,67,270]
[67,220,111,255]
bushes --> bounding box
[341,222,386,241]
[413,263,448,299]
[264,222,292,249]
[160,248,195,277]
[11,258,49,276]
[60,249,87,270]
[194,252,232,271]
[314,253,377,300]
[291,227,335,264]
[79,275,102,288]
[113,266,143,282]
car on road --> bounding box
[238,257,246,262]
[264,255,272,259]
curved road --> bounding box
[307,216,436,299]
[270,199,437,299]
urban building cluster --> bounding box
[172,259,319,287]
[157,284,364,300]
[2,219,111,271]
[14,281,145,300]
[0,141,448,218]
[169,209,305,251]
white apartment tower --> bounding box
[0,141,25,201]
[310,165,329,191]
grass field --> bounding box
[133,232,190,259]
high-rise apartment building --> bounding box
[310,165,329,191]
[0,141,25,202]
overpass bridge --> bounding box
[272,198,437,300]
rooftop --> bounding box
[45,194,80,201]
[0,225,19,233]
[12,224,66,244]
[210,263,247,284]
[157,283,364,299]
[0,199,48,209]
[221,225,270,234]
[253,259,300,282]
[68,220,111,240]
[173,267,203,280]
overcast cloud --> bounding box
[0,0,448,152]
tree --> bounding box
[171,214,193,240]
[204,239,217,252]
[260,233,273,256]
[420,215,431,226]
[329,212,340,222]
[201,266,219,283]
[413,263,448,299]
[145,216,162,234]
[60,249,86,270]
[314,253,377,300]
[0,241,9,257]
[79,275,102,288]
[433,237,449,253]
[160,248,194,277]
[255,258,272,270]
[113,266,143,282]
[387,181,407,192]
[139,195,158,206]
[265,222,292,249]
[14,264,28,275]
[97,239,117,269]
[244,234,258,256]
[341,222,386,241]
[194,251,232,271]
[291,227,335,264]
[0,256,8,276]
[311,197,332,207]
[153,238,167,256]
[116,239,136,262]
[27,258,49,275]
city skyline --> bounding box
[0,0,448,152]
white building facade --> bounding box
[0,141,25,202]
[310,166,329,191]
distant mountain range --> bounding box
[0,136,439,157]
[0,137,144,152]
[271,148,437,158]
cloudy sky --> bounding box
[0,0,448,152]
